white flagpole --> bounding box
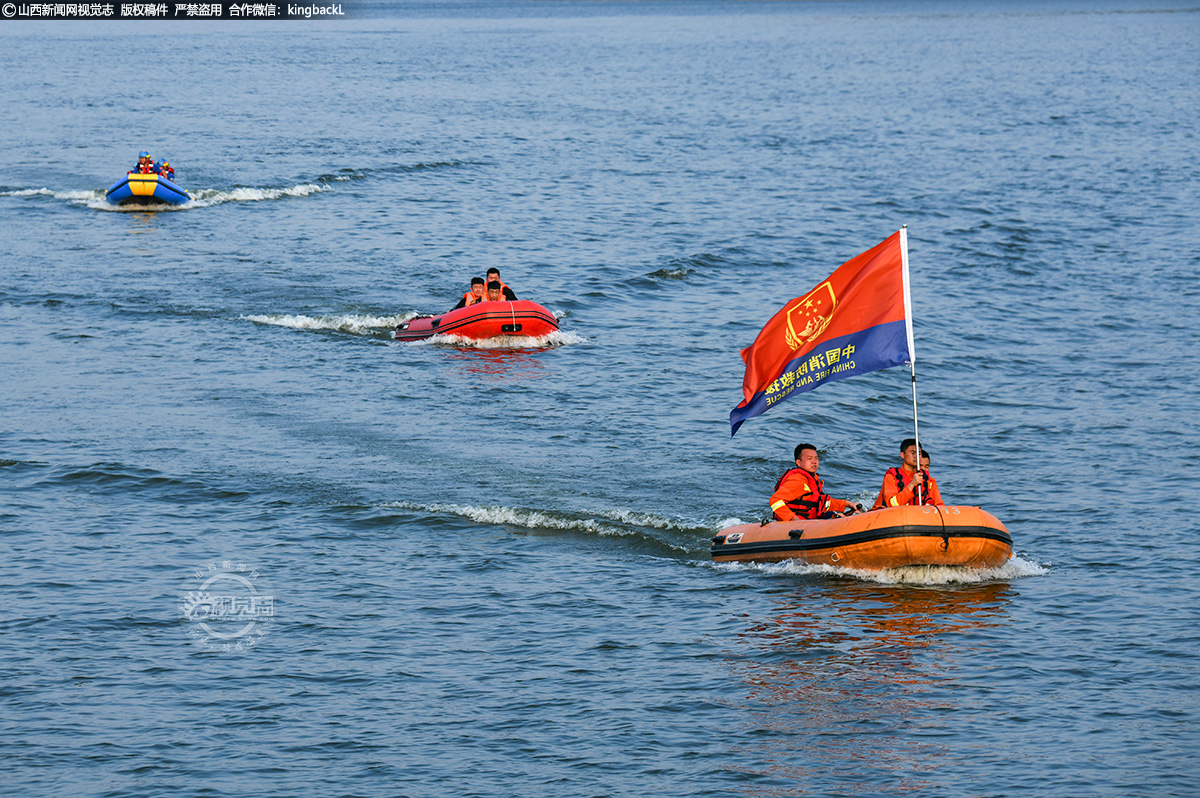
[900,226,923,503]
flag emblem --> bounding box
[784,281,836,350]
[729,229,915,436]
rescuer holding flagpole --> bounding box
[870,438,944,510]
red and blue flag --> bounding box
[730,229,915,435]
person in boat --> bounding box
[453,277,487,309]
[157,161,175,182]
[870,438,944,509]
[485,268,518,301]
[481,280,509,303]
[130,151,156,175]
[918,449,943,501]
[769,443,862,522]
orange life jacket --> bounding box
[481,278,512,301]
[771,468,831,520]
[461,290,483,307]
[876,466,937,507]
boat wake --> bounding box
[0,181,333,211]
[2,160,473,212]
[243,312,416,336]
[186,183,331,207]
[242,311,582,347]
[712,554,1048,585]
[0,187,97,201]
[384,500,707,552]
[0,187,151,211]
[407,329,585,349]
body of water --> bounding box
[2,2,1198,795]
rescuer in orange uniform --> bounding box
[482,281,506,302]
[454,277,487,309]
[871,438,944,509]
[485,268,518,301]
[770,443,862,521]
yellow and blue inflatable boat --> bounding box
[105,173,189,206]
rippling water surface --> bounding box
[2,2,1198,796]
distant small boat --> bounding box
[394,300,559,342]
[105,173,189,206]
[710,505,1012,570]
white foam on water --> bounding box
[383,501,693,551]
[243,312,416,335]
[88,199,192,212]
[410,329,586,349]
[3,187,113,206]
[55,189,101,201]
[39,182,334,211]
[3,185,189,210]
[1,188,57,197]
[712,553,1048,585]
[188,183,329,206]
[5,183,327,209]
[595,508,706,532]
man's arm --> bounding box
[829,497,856,514]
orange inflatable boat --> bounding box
[710,505,1011,569]
[394,300,558,342]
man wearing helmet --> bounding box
[131,151,157,175]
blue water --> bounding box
[2,2,1199,795]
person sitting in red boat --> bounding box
[870,439,944,510]
[157,161,175,182]
[453,277,487,309]
[769,443,863,521]
[480,280,510,303]
[130,151,157,175]
[485,268,518,301]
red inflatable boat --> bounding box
[393,300,559,342]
